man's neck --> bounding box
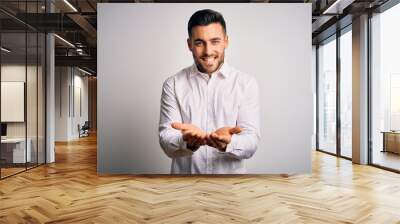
[197,62,224,78]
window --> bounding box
[318,36,337,155]
[371,2,400,171]
[339,28,352,158]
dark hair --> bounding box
[187,9,227,38]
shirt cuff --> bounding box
[177,134,195,156]
[217,134,240,159]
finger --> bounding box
[194,133,205,144]
[200,132,208,140]
[210,133,224,143]
[206,135,215,147]
[221,136,230,144]
[229,126,242,135]
[207,136,219,148]
[183,131,196,141]
[191,138,198,146]
[213,133,225,142]
[210,132,229,145]
[216,141,227,151]
[197,132,206,141]
[187,137,196,146]
[210,132,219,139]
[192,138,203,147]
[183,129,196,137]
[201,133,210,145]
[192,131,202,138]
[171,122,183,130]
[192,130,207,140]
[216,136,230,144]
[209,135,226,150]
[182,132,190,141]
[185,131,205,145]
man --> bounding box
[159,9,260,174]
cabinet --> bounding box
[0,138,32,165]
[382,131,400,154]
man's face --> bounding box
[187,23,228,75]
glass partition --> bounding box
[0,31,28,177]
[0,1,46,179]
[27,31,38,169]
[317,36,337,155]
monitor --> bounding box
[1,123,7,137]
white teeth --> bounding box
[203,57,215,66]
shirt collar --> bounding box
[190,62,230,79]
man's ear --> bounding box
[225,35,229,49]
[187,38,192,52]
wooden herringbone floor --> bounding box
[1,134,400,224]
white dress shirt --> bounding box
[159,63,260,174]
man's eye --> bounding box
[194,42,203,46]
[211,41,220,45]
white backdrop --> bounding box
[98,3,313,174]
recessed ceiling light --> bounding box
[54,34,75,48]
[323,0,344,14]
[63,0,78,12]
[1,47,11,53]
[78,67,93,76]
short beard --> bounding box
[194,53,225,75]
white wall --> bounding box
[312,45,317,151]
[72,72,89,138]
[55,67,69,141]
[1,65,40,138]
[98,3,313,174]
[55,67,89,141]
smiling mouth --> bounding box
[201,56,217,66]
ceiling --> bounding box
[0,0,392,75]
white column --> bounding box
[46,33,55,163]
[45,0,56,163]
[352,14,369,164]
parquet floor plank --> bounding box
[1,134,400,223]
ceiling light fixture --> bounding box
[78,67,93,76]
[322,0,344,14]
[54,34,75,48]
[63,0,78,12]
[1,47,11,53]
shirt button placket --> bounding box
[206,76,213,174]
[202,77,207,174]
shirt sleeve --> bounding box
[159,77,194,158]
[219,76,261,160]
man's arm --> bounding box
[158,77,194,158]
[219,76,261,160]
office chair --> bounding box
[79,121,90,138]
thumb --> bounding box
[171,122,184,130]
[229,126,242,135]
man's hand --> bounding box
[172,123,242,152]
[171,122,207,151]
[207,127,242,152]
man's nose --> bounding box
[204,43,213,55]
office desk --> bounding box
[1,138,31,164]
[382,131,400,154]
